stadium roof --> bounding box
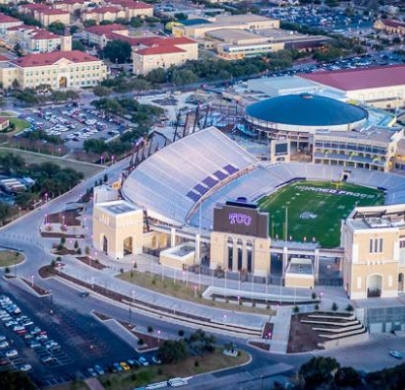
[245,94,368,126]
[299,65,405,91]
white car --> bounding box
[0,341,9,349]
[5,349,18,358]
[20,364,32,372]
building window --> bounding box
[369,238,383,253]
[400,240,405,249]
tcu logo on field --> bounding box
[229,213,252,226]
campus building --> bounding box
[132,37,198,75]
[2,25,63,54]
[342,204,405,299]
[0,49,107,89]
[299,65,405,109]
[374,19,405,35]
[172,14,280,39]
[313,126,404,172]
[93,200,144,258]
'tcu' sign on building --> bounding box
[213,199,269,238]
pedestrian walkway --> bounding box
[269,306,292,354]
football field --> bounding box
[258,180,385,248]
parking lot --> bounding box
[16,104,127,150]
[262,5,372,32]
[0,283,163,389]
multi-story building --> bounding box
[374,19,405,35]
[2,25,62,54]
[300,65,405,109]
[107,0,153,18]
[0,13,23,33]
[19,4,71,27]
[172,14,279,39]
[342,204,405,299]
[0,49,107,89]
[52,0,85,13]
[132,37,198,75]
[313,126,404,173]
[81,1,153,24]
[83,23,129,49]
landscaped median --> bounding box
[98,348,250,390]
[0,250,24,269]
[118,270,277,316]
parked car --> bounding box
[390,350,403,359]
[138,356,149,367]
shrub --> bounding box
[345,304,354,312]
[137,338,144,346]
[194,360,199,367]
[331,302,338,311]
[178,329,185,337]
[4,267,10,274]
[147,326,153,333]
[311,292,317,300]
[293,305,299,314]
[76,248,82,254]
[314,303,319,311]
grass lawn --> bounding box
[259,180,384,248]
[0,147,103,178]
[0,111,14,116]
[99,348,249,390]
[118,271,275,315]
[9,118,30,132]
[0,250,24,267]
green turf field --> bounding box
[258,180,385,248]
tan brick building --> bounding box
[0,50,107,89]
[342,204,405,299]
[93,200,144,259]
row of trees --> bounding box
[297,356,405,390]
[12,85,79,105]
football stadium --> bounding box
[94,124,405,299]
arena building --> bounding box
[244,93,369,148]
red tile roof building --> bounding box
[81,1,153,24]
[0,50,107,89]
[18,4,70,27]
[1,25,62,54]
[299,65,405,109]
[0,12,23,33]
[132,36,198,75]
[374,19,405,35]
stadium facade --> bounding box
[93,126,405,299]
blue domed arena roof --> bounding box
[245,93,368,126]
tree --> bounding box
[175,13,188,20]
[14,43,23,57]
[334,367,362,387]
[0,369,35,389]
[186,329,216,356]
[103,40,131,64]
[157,340,189,364]
[93,85,112,97]
[145,68,166,84]
[83,20,96,28]
[299,356,340,389]
[72,41,86,52]
[171,69,198,86]
[48,21,65,36]
[130,17,143,28]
